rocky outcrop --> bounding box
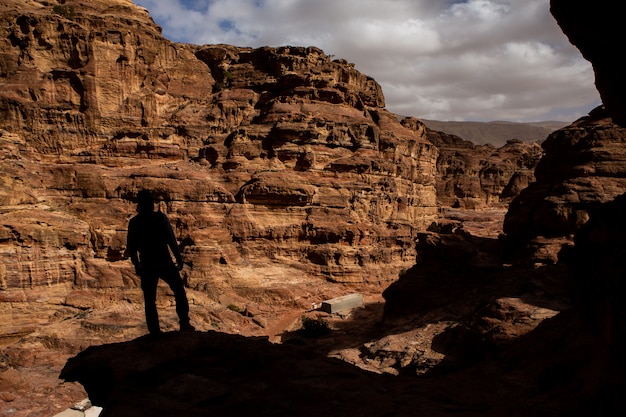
[503,106,626,251]
[539,4,626,389]
[425,127,542,208]
[507,0,626,255]
[57,302,625,417]
[381,220,567,331]
[59,331,421,417]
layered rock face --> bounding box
[426,127,542,208]
[0,3,439,412]
[503,106,626,246]
[2,1,624,416]
[0,0,437,320]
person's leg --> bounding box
[161,264,193,330]
[140,272,161,334]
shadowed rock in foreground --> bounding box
[60,303,625,417]
[60,331,424,417]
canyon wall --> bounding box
[0,0,439,330]
[2,1,625,415]
[503,106,626,257]
[501,0,626,252]
[426,128,542,209]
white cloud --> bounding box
[135,0,601,122]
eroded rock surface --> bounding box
[0,1,439,414]
[503,107,626,262]
[2,1,625,416]
[426,127,542,208]
[0,0,437,313]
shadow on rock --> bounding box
[60,330,430,417]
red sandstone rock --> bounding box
[2,1,624,416]
[0,0,438,302]
[0,1,439,412]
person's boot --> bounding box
[180,322,195,332]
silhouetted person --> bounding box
[127,189,194,334]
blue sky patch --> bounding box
[219,19,237,32]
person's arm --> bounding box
[162,213,184,270]
[127,218,141,272]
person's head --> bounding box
[136,189,154,213]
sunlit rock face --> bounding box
[0,0,438,322]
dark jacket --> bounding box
[127,211,183,270]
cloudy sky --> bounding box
[134,0,601,123]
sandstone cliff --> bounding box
[503,106,626,262]
[0,2,442,412]
[0,0,438,302]
[3,1,626,416]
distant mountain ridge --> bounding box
[421,119,570,146]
